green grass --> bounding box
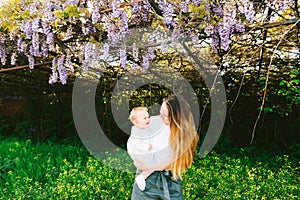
[0,136,299,199]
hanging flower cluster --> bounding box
[0,0,296,84]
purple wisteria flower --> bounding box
[43,2,56,23]
[141,2,151,21]
[0,35,5,44]
[48,72,58,84]
[29,3,39,15]
[41,41,49,57]
[31,32,40,56]
[132,0,139,13]
[181,1,189,13]
[21,20,33,39]
[237,0,255,23]
[103,43,110,60]
[265,0,291,12]
[234,22,245,33]
[141,12,149,22]
[112,0,122,18]
[58,55,68,85]
[111,33,120,46]
[0,45,7,65]
[20,41,27,53]
[132,43,139,60]
[84,43,93,62]
[120,47,127,68]
[65,54,74,73]
[223,1,236,25]
[66,0,79,5]
[46,32,54,45]
[42,21,51,35]
[49,57,58,84]
[29,45,35,56]
[92,10,100,24]
[11,53,17,65]
[1,57,6,66]
[82,24,96,35]
[28,55,35,69]
[213,5,223,17]
[217,24,231,51]
[132,63,138,70]
[147,47,155,61]
[17,38,23,48]
[91,0,101,24]
[142,53,150,70]
[32,18,40,32]
[121,11,129,33]
[193,0,202,6]
[0,34,7,65]
[52,57,57,72]
[2,0,282,86]
[162,3,175,27]
[20,0,25,7]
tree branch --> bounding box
[250,19,300,146]
[0,62,52,73]
[248,18,300,31]
[148,0,163,16]
[258,8,272,78]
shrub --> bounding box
[0,137,299,199]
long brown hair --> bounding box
[164,94,199,179]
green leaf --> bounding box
[279,80,286,86]
[291,79,300,84]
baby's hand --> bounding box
[148,144,152,150]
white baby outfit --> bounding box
[127,116,172,190]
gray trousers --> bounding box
[131,171,182,200]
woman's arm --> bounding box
[131,116,173,171]
[133,159,170,171]
[132,145,173,171]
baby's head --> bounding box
[129,107,150,129]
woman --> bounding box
[131,94,199,200]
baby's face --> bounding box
[134,110,150,129]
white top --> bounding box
[128,125,153,155]
[127,116,173,170]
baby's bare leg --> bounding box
[135,170,154,191]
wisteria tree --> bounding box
[0,0,298,84]
[0,0,299,147]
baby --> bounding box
[127,107,155,191]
